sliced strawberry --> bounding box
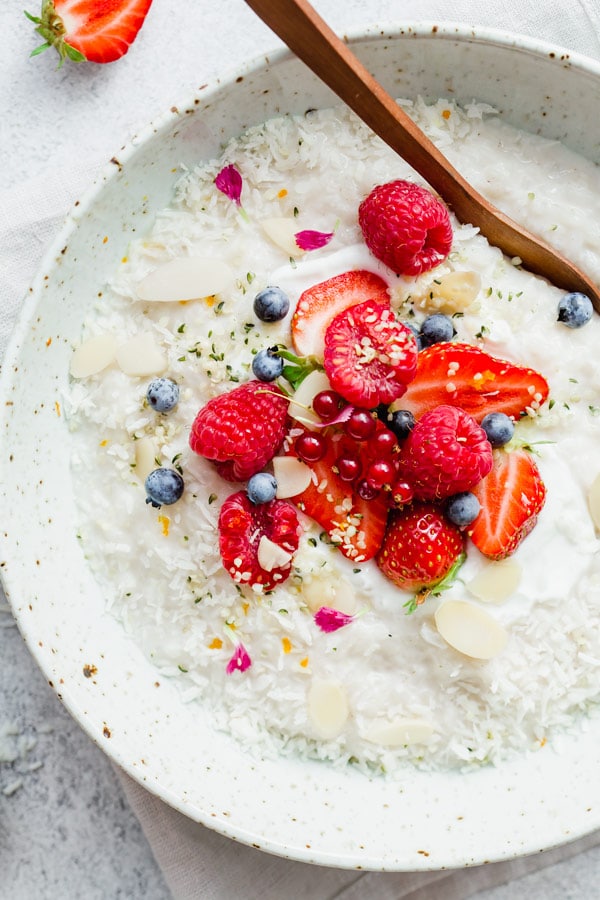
[397,342,549,422]
[290,269,390,359]
[323,299,418,408]
[218,491,300,591]
[287,421,394,562]
[469,449,546,559]
[376,502,465,595]
[27,0,153,66]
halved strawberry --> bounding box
[27,0,153,66]
[376,502,465,601]
[323,299,418,408]
[469,448,546,559]
[218,491,300,591]
[290,269,390,359]
[396,342,549,422]
[287,421,394,562]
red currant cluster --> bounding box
[293,391,414,506]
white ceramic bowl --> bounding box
[2,23,600,870]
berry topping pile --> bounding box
[184,178,553,612]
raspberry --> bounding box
[358,180,453,276]
[189,381,288,482]
[396,405,493,500]
[323,299,418,408]
[218,491,300,590]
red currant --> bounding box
[345,409,376,441]
[365,459,396,489]
[295,432,326,463]
[356,478,380,500]
[389,479,414,507]
[373,429,398,457]
[335,455,362,482]
[312,389,343,422]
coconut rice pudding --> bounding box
[66,98,600,773]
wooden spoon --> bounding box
[244,0,600,311]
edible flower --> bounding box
[314,606,356,633]
[294,229,334,251]
[215,164,243,205]
[226,641,252,674]
[215,164,249,220]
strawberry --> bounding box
[26,0,152,66]
[396,404,493,501]
[290,269,390,358]
[376,503,465,598]
[397,342,549,422]
[189,381,288,482]
[469,448,546,559]
[218,491,300,591]
[287,420,395,562]
[323,299,418,408]
[358,180,453,276]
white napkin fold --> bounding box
[4,2,600,897]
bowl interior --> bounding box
[2,23,600,870]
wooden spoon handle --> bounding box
[245,0,600,307]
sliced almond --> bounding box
[134,436,159,481]
[302,574,358,615]
[307,679,349,739]
[434,600,508,660]
[363,717,433,747]
[136,257,234,302]
[116,334,167,377]
[467,558,522,604]
[588,472,600,531]
[257,535,293,573]
[430,270,481,313]
[261,217,304,258]
[70,334,117,379]
[273,456,312,498]
[288,370,332,429]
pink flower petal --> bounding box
[314,606,355,633]
[312,403,354,428]
[226,642,252,674]
[215,164,243,206]
[295,229,334,251]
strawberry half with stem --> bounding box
[376,503,466,610]
[219,491,300,592]
[469,448,546,559]
[287,419,396,562]
[323,299,418,408]
[26,0,153,66]
[291,269,390,359]
[396,342,549,422]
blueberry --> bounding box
[247,472,277,504]
[401,320,424,351]
[253,286,290,322]
[145,468,184,508]
[387,409,416,441]
[446,492,481,527]
[146,377,179,412]
[557,292,593,328]
[252,347,284,382]
[419,313,455,346]
[481,412,515,447]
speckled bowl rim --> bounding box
[3,20,600,871]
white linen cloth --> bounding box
[3,1,600,897]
